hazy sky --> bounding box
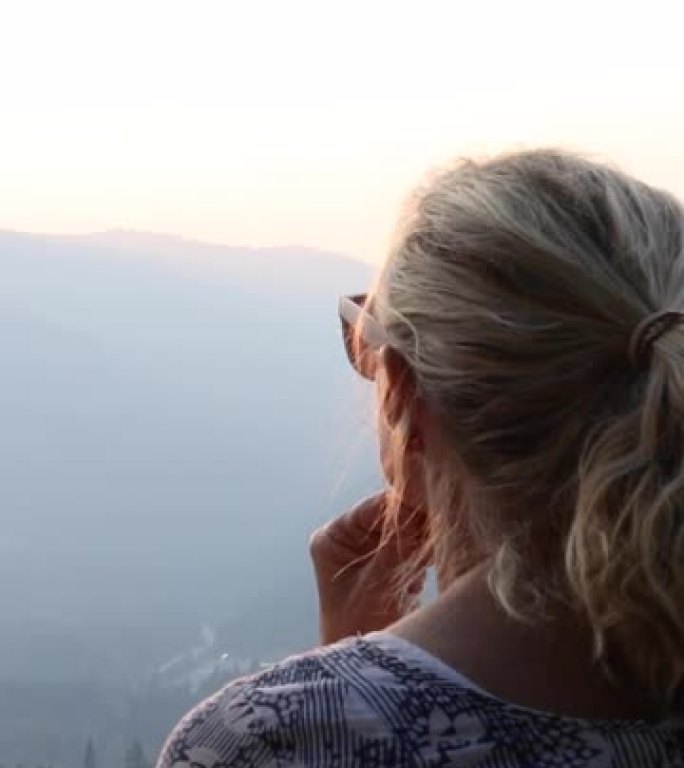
[1,0,683,263]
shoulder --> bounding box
[155,633,500,768]
[156,637,378,768]
[155,633,501,768]
[156,633,684,768]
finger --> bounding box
[339,492,389,536]
[310,492,431,571]
[341,493,427,548]
[385,491,429,534]
[312,494,388,553]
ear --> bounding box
[380,347,418,430]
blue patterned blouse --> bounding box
[157,632,684,767]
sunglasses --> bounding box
[338,294,388,380]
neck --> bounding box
[389,563,648,720]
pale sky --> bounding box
[1,0,683,263]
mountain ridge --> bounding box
[0,228,372,269]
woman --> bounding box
[157,150,684,767]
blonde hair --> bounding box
[374,149,684,714]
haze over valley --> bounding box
[0,231,378,764]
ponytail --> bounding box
[567,339,684,712]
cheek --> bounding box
[377,410,395,484]
[375,378,395,484]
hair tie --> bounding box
[628,310,684,368]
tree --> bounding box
[125,741,150,768]
[84,738,97,768]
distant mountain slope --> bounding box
[0,230,380,679]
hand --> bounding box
[309,492,430,645]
